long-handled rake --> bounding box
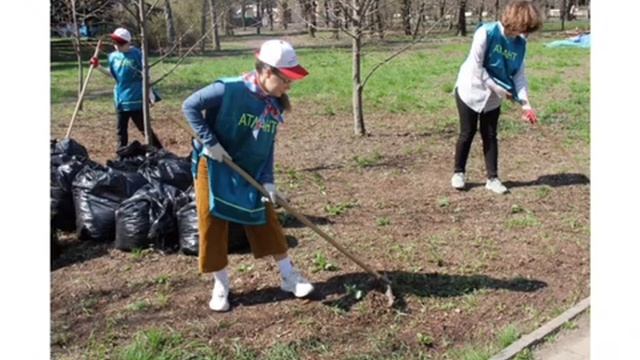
[173,119,396,306]
[65,38,103,139]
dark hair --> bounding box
[255,59,291,112]
[501,1,543,36]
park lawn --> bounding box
[51,29,590,360]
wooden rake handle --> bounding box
[65,38,103,139]
[221,156,392,286]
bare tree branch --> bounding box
[82,0,115,19]
[146,0,161,17]
[361,2,456,89]
[150,24,217,86]
[118,0,139,18]
[359,0,376,16]
[149,24,196,67]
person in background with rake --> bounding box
[90,27,163,150]
[182,39,314,312]
[450,1,542,194]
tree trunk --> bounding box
[373,0,384,39]
[69,0,84,110]
[494,0,499,21]
[201,0,207,53]
[401,0,412,36]
[324,0,331,27]
[137,0,152,145]
[209,0,221,51]
[439,0,446,21]
[241,1,247,30]
[457,0,467,36]
[280,0,289,29]
[478,0,484,23]
[332,0,341,39]
[256,0,262,34]
[225,5,234,35]
[560,0,566,31]
[266,0,274,30]
[310,1,317,37]
[163,0,176,48]
[412,1,426,39]
[351,0,365,136]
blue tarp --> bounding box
[545,33,591,48]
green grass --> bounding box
[324,201,357,216]
[116,328,224,360]
[506,212,540,229]
[264,343,300,360]
[514,348,534,360]
[376,216,391,226]
[353,151,384,168]
[497,325,521,348]
[312,251,339,272]
[52,37,588,132]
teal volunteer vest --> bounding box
[192,77,281,225]
[108,48,143,111]
[482,22,526,102]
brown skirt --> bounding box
[195,157,288,273]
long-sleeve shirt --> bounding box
[182,81,275,184]
[455,22,531,113]
[108,47,143,111]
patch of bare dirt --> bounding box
[51,103,590,359]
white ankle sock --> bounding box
[213,269,229,287]
[278,257,294,277]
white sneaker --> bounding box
[281,269,314,298]
[208,279,230,312]
[451,172,465,189]
[485,178,508,194]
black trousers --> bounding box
[116,110,163,149]
[453,89,500,179]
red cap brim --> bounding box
[111,34,128,45]
[279,65,309,80]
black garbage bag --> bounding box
[107,155,147,172]
[175,188,198,255]
[73,165,148,241]
[51,226,61,262]
[115,183,181,252]
[115,140,156,159]
[174,187,249,256]
[138,150,192,191]
[93,168,148,202]
[51,137,89,160]
[51,158,92,231]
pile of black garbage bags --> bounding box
[50,138,247,256]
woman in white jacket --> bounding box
[451,1,542,194]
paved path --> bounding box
[532,312,590,360]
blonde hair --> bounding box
[501,1,543,36]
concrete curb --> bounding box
[489,297,590,360]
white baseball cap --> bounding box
[111,27,132,44]
[256,40,308,80]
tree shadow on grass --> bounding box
[230,271,547,312]
[463,172,590,191]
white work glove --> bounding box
[261,183,277,204]
[203,143,230,162]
